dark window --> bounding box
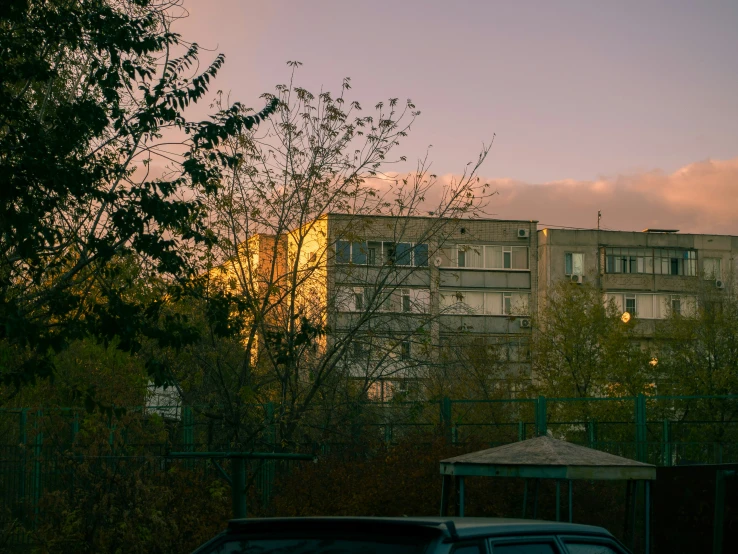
[384,242,397,264]
[625,295,636,314]
[565,543,621,554]
[492,543,558,554]
[670,257,679,275]
[503,249,512,269]
[458,249,466,267]
[352,341,368,359]
[367,247,377,265]
[354,291,364,311]
[400,340,411,360]
[351,242,367,264]
[336,241,350,264]
[671,296,681,315]
[413,243,429,267]
[395,243,412,265]
[402,291,411,313]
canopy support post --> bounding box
[440,475,451,516]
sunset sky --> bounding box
[176,0,738,234]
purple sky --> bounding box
[176,0,738,233]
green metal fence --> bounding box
[1,394,737,545]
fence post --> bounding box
[19,409,27,504]
[182,406,194,469]
[588,420,596,449]
[536,396,547,437]
[108,405,116,451]
[72,412,79,442]
[441,397,452,442]
[182,406,194,451]
[635,394,647,463]
[662,420,671,467]
[265,402,276,447]
[32,410,43,525]
[518,421,525,442]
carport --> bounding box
[439,435,656,552]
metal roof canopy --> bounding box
[439,436,656,553]
[440,435,656,481]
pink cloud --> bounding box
[465,157,738,235]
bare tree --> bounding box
[164,64,493,449]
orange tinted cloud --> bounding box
[456,157,738,234]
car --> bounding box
[191,516,631,553]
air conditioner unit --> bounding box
[716,279,725,289]
[517,228,530,239]
[520,318,531,328]
[570,274,584,284]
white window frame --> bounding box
[441,244,529,271]
[565,252,584,276]
[441,290,530,316]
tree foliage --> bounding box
[533,282,653,424]
[0,0,276,388]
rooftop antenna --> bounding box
[597,210,601,231]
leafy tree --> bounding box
[654,279,738,443]
[0,0,277,388]
[532,281,653,426]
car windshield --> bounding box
[202,537,431,554]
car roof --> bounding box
[226,517,613,541]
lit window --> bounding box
[503,292,512,315]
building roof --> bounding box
[440,436,656,481]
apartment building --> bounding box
[537,228,738,330]
[309,214,539,397]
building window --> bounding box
[625,294,636,315]
[671,295,681,315]
[335,241,428,266]
[440,290,530,316]
[366,245,377,265]
[400,340,411,360]
[336,241,351,264]
[401,289,411,313]
[413,243,429,267]
[605,248,696,276]
[503,292,512,315]
[565,253,584,276]
[441,245,528,270]
[503,247,512,269]
[704,257,722,280]
[351,340,368,359]
[353,288,364,311]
